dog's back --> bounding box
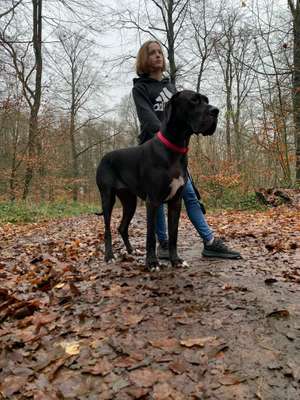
[97,144,147,199]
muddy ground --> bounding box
[0,206,299,399]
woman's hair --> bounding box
[135,40,166,76]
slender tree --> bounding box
[51,28,105,201]
[117,0,190,84]
[288,0,300,183]
[0,0,43,199]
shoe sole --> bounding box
[202,251,242,260]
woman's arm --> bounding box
[132,85,161,139]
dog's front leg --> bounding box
[145,201,160,271]
[168,198,183,267]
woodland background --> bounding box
[0,0,299,209]
[1,3,300,398]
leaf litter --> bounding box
[0,205,299,399]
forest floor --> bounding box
[0,204,300,399]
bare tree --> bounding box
[0,0,43,199]
[117,0,190,84]
[50,28,105,201]
[248,0,294,185]
[0,0,23,19]
[288,0,300,183]
[183,0,223,92]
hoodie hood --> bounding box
[133,74,171,86]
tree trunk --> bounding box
[9,119,20,202]
[70,64,79,202]
[167,0,177,84]
[293,3,300,183]
[224,48,233,162]
[70,110,79,202]
[23,111,38,199]
[23,0,43,199]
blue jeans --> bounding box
[156,177,214,243]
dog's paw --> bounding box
[105,253,115,263]
[152,265,161,272]
[159,260,169,269]
[146,260,160,272]
[171,258,189,268]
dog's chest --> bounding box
[165,175,185,201]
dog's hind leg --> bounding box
[117,190,137,254]
[100,187,116,262]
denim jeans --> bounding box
[156,177,214,243]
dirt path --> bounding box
[0,207,299,399]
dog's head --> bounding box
[164,90,219,136]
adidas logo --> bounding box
[154,87,173,112]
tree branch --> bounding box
[0,0,23,19]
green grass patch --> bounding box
[0,201,99,224]
[205,190,268,211]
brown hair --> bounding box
[135,40,166,76]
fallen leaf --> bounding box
[267,309,290,319]
[168,360,188,374]
[59,340,80,355]
[33,390,60,400]
[0,375,27,397]
[222,283,233,290]
[126,387,150,399]
[129,368,159,387]
[123,313,144,326]
[219,374,242,386]
[129,368,172,388]
[180,336,217,348]
[82,358,112,376]
[149,338,178,352]
[152,382,173,399]
[54,282,65,289]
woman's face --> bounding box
[147,42,164,72]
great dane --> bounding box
[96,90,219,270]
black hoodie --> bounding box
[132,75,176,144]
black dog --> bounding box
[96,90,219,270]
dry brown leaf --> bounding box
[267,309,290,319]
[180,336,217,348]
[123,313,144,326]
[168,360,188,375]
[152,382,173,399]
[0,375,27,397]
[59,340,81,355]
[82,358,112,376]
[149,338,178,351]
[126,387,150,399]
[129,368,159,387]
[129,368,172,388]
[219,374,242,386]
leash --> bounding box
[157,131,188,154]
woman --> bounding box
[132,40,241,260]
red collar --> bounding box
[157,131,188,154]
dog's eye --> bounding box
[190,96,200,104]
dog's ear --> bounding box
[164,92,180,123]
